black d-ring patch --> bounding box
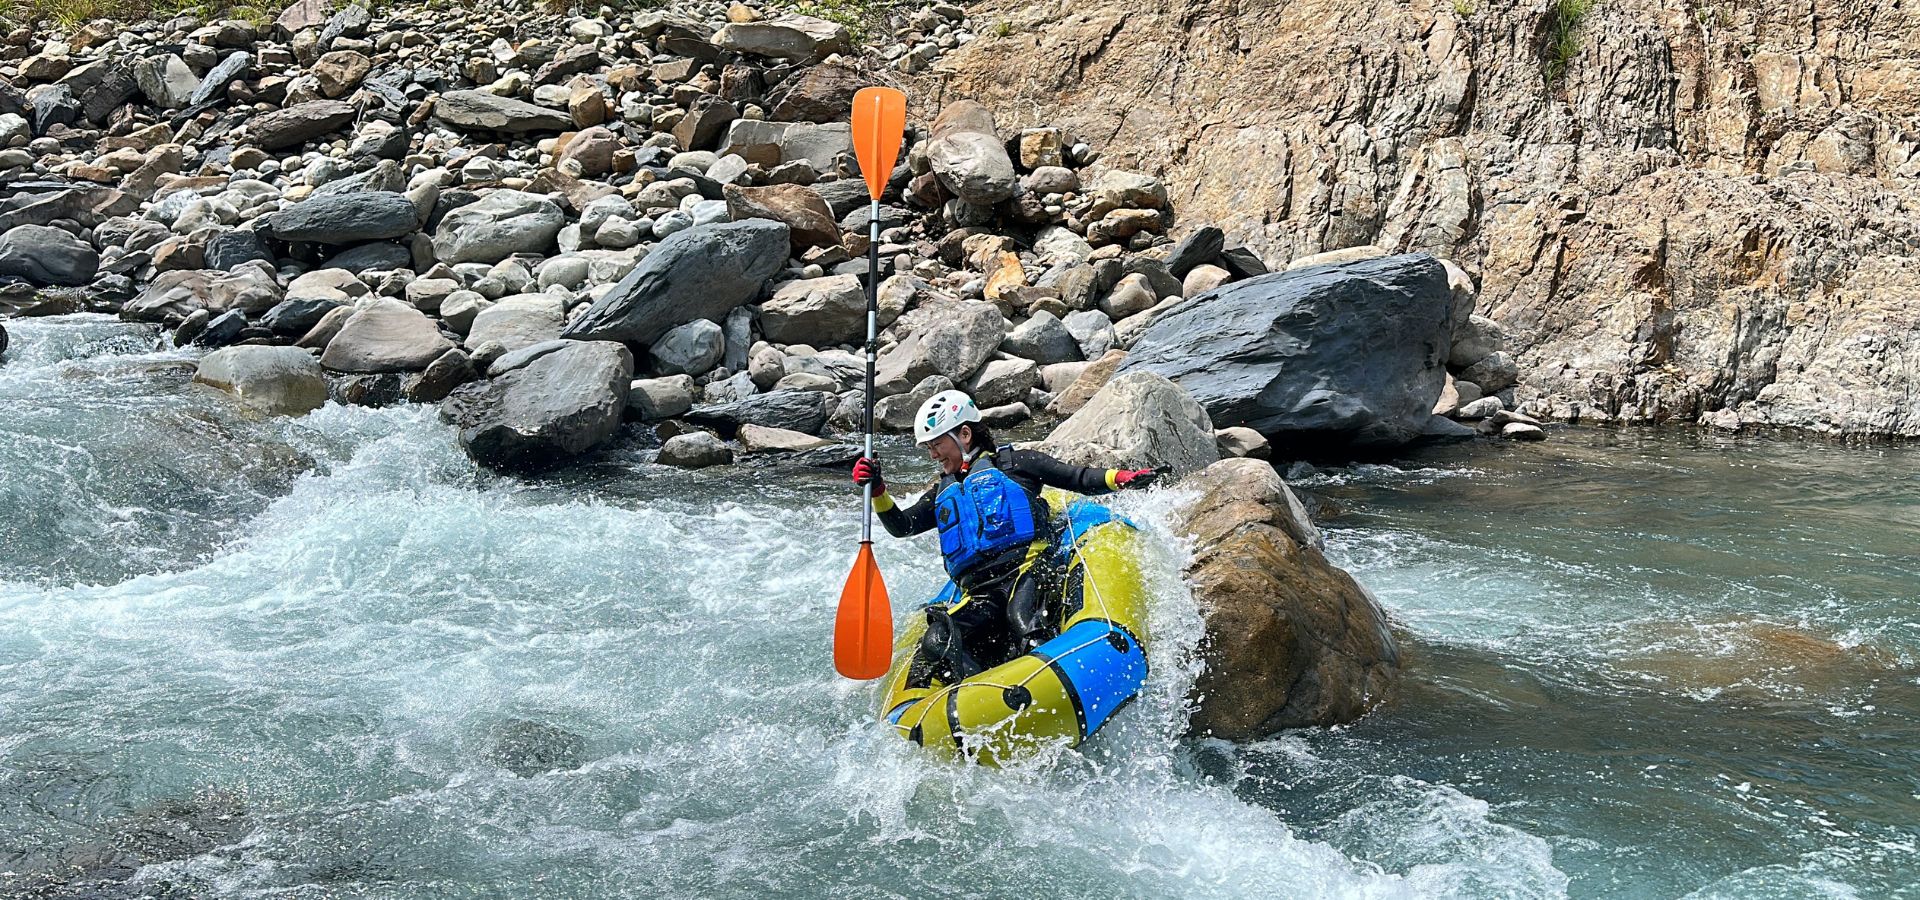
[1106,631,1130,654]
[1003,685,1033,710]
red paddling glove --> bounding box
[1112,467,1162,490]
[852,457,887,494]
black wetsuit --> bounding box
[876,447,1119,685]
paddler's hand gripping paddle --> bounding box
[834,86,906,680]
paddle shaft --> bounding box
[861,199,880,543]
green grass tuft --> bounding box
[1543,0,1595,83]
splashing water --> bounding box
[6,316,1915,898]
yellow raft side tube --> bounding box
[879,490,1151,766]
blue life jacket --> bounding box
[934,456,1041,579]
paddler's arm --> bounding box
[874,485,935,537]
[1002,448,1156,496]
[855,456,936,537]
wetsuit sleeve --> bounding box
[1003,449,1120,496]
[875,483,937,537]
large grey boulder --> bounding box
[433,90,575,133]
[0,224,98,286]
[758,274,864,345]
[319,298,455,372]
[264,192,417,244]
[925,100,1016,206]
[1037,370,1219,475]
[685,389,834,435]
[1119,254,1453,451]
[193,345,328,417]
[564,221,788,344]
[966,357,1038,409]
[877,299,1007,389]
[466,294,565,353]
[650,319,725,375]
[443,340,634,471]
[1002,310,1083,365]
[432,191,565,264]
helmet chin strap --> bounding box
[950,431,971,473]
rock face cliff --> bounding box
[925,0,1920,437]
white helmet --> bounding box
[914,389,981,444]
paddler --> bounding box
[850,389,1160,687]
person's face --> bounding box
[922,425,971,475]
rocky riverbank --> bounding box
[0,0,1613,731]
[928,0,1920,440]
[0,0,1539,470]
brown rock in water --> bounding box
[1174,458,1399,738]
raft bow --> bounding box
[879,492,1150,765]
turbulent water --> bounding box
[1,315,1916,899]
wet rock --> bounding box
[193,345,328,416]
[193,310,249,347]
[874,374,955,432]
[926,100,1015,206]
[0,224,98,286]
[1174,457,1397,737]
[737,422,832,452]
[758,273,863,345]
[432,190,565,264]
[403,347,478,403]
[264,192,417,244]
[320,298,455,372]
[1038,370,1218,474]
[434,90,574,133]
[1120,254,1453,452]
[685,389,834,435]
[261,298,343,336]
[565,220,789,345]
[443,340,633,471]
[658,430,734,468]
[1455,395,1503,420]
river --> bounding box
[1,314,1915,899]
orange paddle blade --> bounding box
[851,87,907,202]
[834,541,893,680]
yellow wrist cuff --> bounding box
[1104,469,1121,491]
[871,491,896,512]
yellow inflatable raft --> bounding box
[879,493,1150,765]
